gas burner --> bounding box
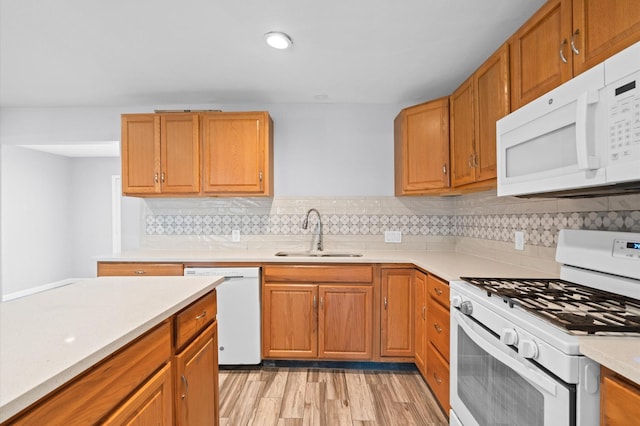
[461,277,640,334]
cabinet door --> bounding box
[572,0,640,76]
[201,112,272,195]
[121,114,160,194]
[159,113,200,194]
[414,270,428,376]
[394,98,450,195]
[318,285,373,360]
[510,0,573,110]
[450,77,475,187]
[601,367,640,426]
[381,269,414,357]
[174,321,219,426]
[474,43,509,183]
[262,284,318,358]
[102,363,173,425]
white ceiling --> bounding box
[0,0,546,108]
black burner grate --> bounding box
[460,277,640,334]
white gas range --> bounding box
[449,229,640,426]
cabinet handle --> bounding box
[570,29,580,55]
[384,297,388,309]
[259,171,263,182]
[134,270,146,275]
[434,323,443,333]
[472,153,478,168]
[313,295,317,309]
[434,288,443,295]
[195,310,207,320]
[161,172,165,183]
[181,374,188,400]
[442,164,447,175]
[468,155,473,168]
[422,306,426,320]
[559,38,568,64]
[320,297,324,310]
[154,173,159,183]
[433,372,442,384]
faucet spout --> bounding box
[302,208,323,251]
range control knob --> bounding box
[460,301,473,316]
[451,295,463,308]
[500,328,519,346]
[519,340,539,359]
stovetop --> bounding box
[460,277,640,335]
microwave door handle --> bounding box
[453,310,558,395]
[575,91,601,170]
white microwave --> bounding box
[497,41,640,198]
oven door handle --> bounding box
[454,310,558,396]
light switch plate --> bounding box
[385,231,402,243]
[232,229,240,242]
[514,231,524,250]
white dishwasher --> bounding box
[183,267,261,365]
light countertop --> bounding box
[97,249,557,282]
[0,275,223,423]
[580,336,640,385]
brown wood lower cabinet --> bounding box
[414,269,428,377]
[600,367,640,426]
[175,321,219,426]
[381,268,414,357]
[4,291,219,426]
[262,265,374,361]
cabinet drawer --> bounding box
[263,265,373,283]
[428,298,450,361]
[175,291,217,349]
[98,262,184,277]
[428,274,449,308]
[10,322,171,425]
[426,342,450,412]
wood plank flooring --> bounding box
[219,367,448,426]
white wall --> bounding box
[1,146,74,296]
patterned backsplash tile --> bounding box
[145,209,640,247]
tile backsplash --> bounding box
[139,191,640,274]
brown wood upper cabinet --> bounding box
[121,113,200,196]
[201,111,273,196]
[394,97,450,195]
[450,43,509,190]
[121,111,273,197]
[511,0,640,110]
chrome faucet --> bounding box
[302,208,323,252]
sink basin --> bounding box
[275,251,363,258]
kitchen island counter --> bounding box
[0,275,223,423]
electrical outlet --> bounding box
[384,231,402,243]
[232,229,240,242]
[514,231,524,251]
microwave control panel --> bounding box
[607,69,640,164]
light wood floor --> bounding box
[219,366,448,426]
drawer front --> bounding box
[426,342,450,412]
[263,265,373,283]
[427,298,450,360]
[175,291,217,349]
[97,262,184,277]
[427,274,449,308]
[10,322,171,425]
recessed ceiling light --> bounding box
[264,31,293,50]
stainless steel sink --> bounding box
[275,251,363,258]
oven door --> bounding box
[450,309,575,426]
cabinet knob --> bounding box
[433,323,443,333]
[434,288,443,296]
[154,173,159,183]
[442,164,447,175]
[134,270,146,275]
[161,172,165,183]
[433,372,442,384]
